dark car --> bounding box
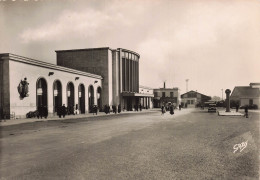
[208,104,217,113]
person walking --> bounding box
[118,104,121,113]
[43,106,48,118]
[170,105,174,115]
[245,105,248,118]
[37,105,43,119]
[61,104,66,118]
[161,105,165,115]
[236,104,239,112]
[139,104,142,111]
[57,105,62,118]
[179,104,182,111]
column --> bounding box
[225,89,231,112]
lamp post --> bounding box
[186,79,189,92]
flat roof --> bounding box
[55,47,112,53]
[55,47,140,57]
[121,92,154,97]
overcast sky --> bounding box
[1,0,260,97]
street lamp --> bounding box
[186,79,189,92]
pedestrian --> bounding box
[93,105,97,115]
[95,105,98,115]
[161,105,165,115]
[37,105,43,119]
[118,104,121,113]
[139,104,142,111]
[245,105,248,118]
[112,105,117,114]
[61,104,66,118]
[57,105,62,118]
[170,105,174,115]
[104,105,108,114]
[179,104,182,111]
[236,104,239,112]
[43,106,48,118]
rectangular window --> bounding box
[191,100,194,104]
[187,100,190,104]
[162,92,165,97]
[154,92,158,97]
[122,58,125,91]
[170,92,174,98]
[249,99,253,105]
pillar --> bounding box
[225,89,231,112]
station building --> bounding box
[56,47,153,111]
[0,47,153,119]
[0,53,102,119]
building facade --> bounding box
[0,53,102,119]
[139,85,154,109]
[181,90,211,108]
[56,47,153,111]
[230,83,260,108]
[153,83,180,108]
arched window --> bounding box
[78,84,85,114]
[53,80,62,113]
[67,82,75,114]
[88,85,94,112]
[97,87,102,110]
[36,78,48,109]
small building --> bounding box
[0,53,102,119]
[181,90,211,108]
[153,82,180,108]
[230,83,260,108]
[139,85,154,109]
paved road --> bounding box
[0,109,259,179]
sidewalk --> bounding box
[0,109,160,127]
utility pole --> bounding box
[221,89,223,100]
[186,79,189,92]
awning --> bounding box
[121,92,154,97]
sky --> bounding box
[1,0,260,97]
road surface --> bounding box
[0,109,259,179]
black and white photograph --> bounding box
[0,0,259,179]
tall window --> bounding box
[154,92,158,97]
[162,92,165,97]
[170,92,174,98]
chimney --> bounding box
[164,81,166,89]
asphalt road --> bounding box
[0,109,259,180]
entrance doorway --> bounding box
[36,78,48,109]
[97,87,102,110]
[67,82,75,114]
[78,84,85,114]
[53,80,62,113]
[88,85,94,112]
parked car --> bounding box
[26,110,39,118]
[208,104,217,113]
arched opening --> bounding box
[78,84,85,114]
[97,87,102,110]
[88,85,94,112]
[36,78,48,110]
[53,80,62,113]
[67,82,75,114]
